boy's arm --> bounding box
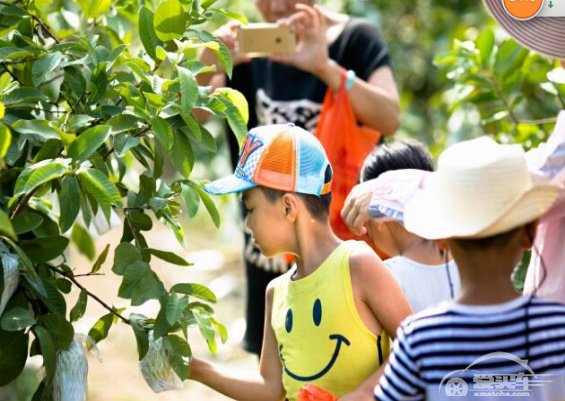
[350,245,412,339]
[339,245,412,400]
[189,282,286,401]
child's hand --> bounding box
[341,180,379,235]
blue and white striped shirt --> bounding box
[375,296,565,401]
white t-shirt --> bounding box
[384,256,460,312]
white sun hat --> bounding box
[404,136,563,240]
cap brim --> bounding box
[483,0,565,59]
[204,175,257,195]
[405,182,562,240]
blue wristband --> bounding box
[345,69,356,90]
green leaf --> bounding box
[68,115,96,132]
[1,87,50,104]
[193,184,220,228]
[108,115,141,134]
[165,293,181,325]
[118,260,150,298]
[151,116,174,150]
[139,6,162,61]
[41,279,67,316]
[12,120,61,140]
[165,334,192,380]
[181,183,200,218]
[20,236,69,263]
[210,317,228,343]
[194,312,217,353]
[178,66,198,114]
[187,29,232,78]
[130,314,149,360]
[0,123,11,159]
[171,283,217,303]
[148,248,191,266]
[91,244,110,274]
[32,52,63,87]
[77,0,111,19]
[130,213,153,231]
[154,0,187,42]
[33,138,62,163]
[210,8,248,24]
[88,312,114,344]
[70,289,88,322]
[56,278,72,294]
[476,27,494,68]
[0,210,16,240]
[33,326,55,381]
[78,168,123,220]
[58,175,80,233]
[201,0,220,8]
[171,131,194,178]
[112,242,141,275]
[71,224,95,260]
[180,111,201,141]
[68,125,111,163]
[12,212,43,235]
[113,133,140,157]
[15,162,65,196]
[131,273,165,306]
[1,307,35,331]
[215,88,249,124]
[200,126,217,152]
[39,313,74,350]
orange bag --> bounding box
[315,73,382,240]
[297,384,338,401]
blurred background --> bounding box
[2,0,562,399]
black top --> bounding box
[227,17,391,164]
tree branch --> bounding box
[10,186,40,219]
[47,265,131,325]
[31,15,60,44]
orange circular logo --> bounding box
[502,0,544,20]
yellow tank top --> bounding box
[271,240,390,401]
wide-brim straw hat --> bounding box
[483,0,565,59]
[404,137,562,240]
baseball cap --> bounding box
[205,123,333,196]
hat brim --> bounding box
[405,182,562,240]
[204,174,257,195]
[483,0,565,59]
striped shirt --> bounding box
[374,296,565,401]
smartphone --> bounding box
[237,23,296,57]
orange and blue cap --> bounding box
[205,123,332,196]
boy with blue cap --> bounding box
[190,123,411,401]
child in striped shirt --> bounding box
[374,137,565,401]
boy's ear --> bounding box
[281,193,299,222]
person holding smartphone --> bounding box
[197,0,400,357]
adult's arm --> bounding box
[274,4,400,136]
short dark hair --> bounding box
[361,140,435,182]
[451,226,523,251]
[259,165,332,221]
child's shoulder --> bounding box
[348,240,387,276]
